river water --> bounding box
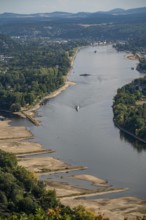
[12,45,146,200]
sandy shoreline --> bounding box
[0,140,55,157]
[72,174,108,186]
[23,80,75,117]
[18,156,87,174]
[61,197,146,220]
[0,120,32,140]
[45,180,128,199]
[126,53,140,60]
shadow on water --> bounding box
[114,123,146,153]
[119,131,146,153]
[0,110,33,128]
[0,110,20,120]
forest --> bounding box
[114,37,146,73]
[113,36,146,53]
[0,149,106,220]
[113,77,146,141]
[0,35,87,112]
[137,58,146,73]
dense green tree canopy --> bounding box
[113,77,146,140]
[0,150,107,219]
[0,35,86,112]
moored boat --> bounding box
[75,105,79,111]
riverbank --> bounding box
[126,53,140,60]
[114,120,146,144]
[112,52,146,144]
[0,119,87,174]
[0,120,32,140]
[61,196,146,220]
[18,156,87,174]
[20,49,78,125]
[22,81,75,119]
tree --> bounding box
[10,103,21,112]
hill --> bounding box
[0,7,146,41]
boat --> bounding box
[75,105,79,111]
[80,73,91,77]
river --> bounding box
[12,45,146,200]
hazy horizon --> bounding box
[0,0,146,14]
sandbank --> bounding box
[61,197,146,220]
[126,53,140,60]
[72,174,108,186]
[45,180,91,198]
[0,120,32,140]
[45,180,127,199]
[0,140,54,156]
[0,120,54,156]
[18,156,87,174]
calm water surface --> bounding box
[12,45,146,199]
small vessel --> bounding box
[75,105,79,111]
[80,73,91,77]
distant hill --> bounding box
[108,7,146,15]
[0,7,146,41]
[0,7,146,19]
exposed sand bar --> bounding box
[60,187,128,199]
[0,140,54,156]
[37,166,87,176]
[45,180,127,199]
[126,53,140,60]
[16,149,55,157]
[45,181,92,197]
[72,174,108,186]
[0,120,54,156]
[18,156,87,174]
[0,120,32,140]
[61,197,146,220]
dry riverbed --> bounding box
[72,174,108,186]
[0,120,54,156]
[61,196,146,220]
[18,156,87,174]
[0,140,54,156]
[45,180,128,199]
[0,120,32,140]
